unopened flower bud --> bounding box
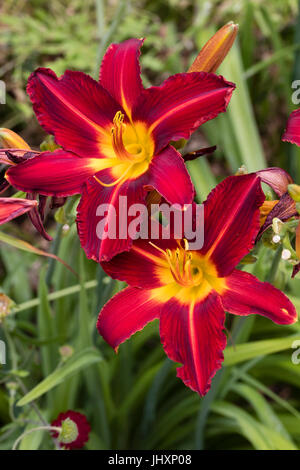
[235,165,248,176]
[272,217,284,235]
[59,345,74,360]
[188,22,238,74]
[0,293,13,323]
[0,128,30,150]
[282,249,291,260]
[62,224,70,234]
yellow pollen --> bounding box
[111,111,134,162]
[97,112,155,186]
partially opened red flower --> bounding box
[51,410,90,450]
[0,197,38,224]
[98,174,297,396]
[6,39,235,261]
[0,128,54,240]
[0,127,39,195]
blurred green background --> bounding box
[1,0,300,450]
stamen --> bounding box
[183,238,189,251]
[111,111,133,162]
[149,241,167,256]
[149,241,203,288]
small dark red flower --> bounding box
[51,410,91,450]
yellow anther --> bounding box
[113,111,125,126]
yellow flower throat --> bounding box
[150,240,227,304]
[95,111,155,187]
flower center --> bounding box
[94,112,154,188]
[111,111,150,163]
[59,418,79,445]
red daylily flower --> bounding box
[0,197,38,224]
[51,410,90,450]
[97,174,297,396]
[5,39,235,261]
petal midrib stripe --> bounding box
[148,87,230,135]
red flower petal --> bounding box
[77,173,148,262]
[133,72,235,153]
[147,146,195,207]
[6,150,111,197]
[27,68,120,158]
[97,286,161,351]
[257,167,293,197]
[51,410,91,450]
[26,193,52,241]
[100,38,144,117]
[282,109,300,146]
[222,269,297,325]
[159,292,226,396]
[201,174,265,277]
[0,198,37,224]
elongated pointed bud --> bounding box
[0,128,31,150]
[288,183,300,202]
[188,22,238,74]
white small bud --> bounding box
[272,235,281,244]
[62,224,70,233]
[282,249,291,260]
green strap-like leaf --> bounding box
[17,348,102,407]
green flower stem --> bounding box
[14,280,98,314]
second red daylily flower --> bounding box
[97,174,297,396]
[5,39,235,261]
